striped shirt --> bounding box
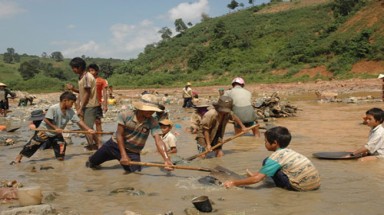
[260,148,320,191]
[116,110,162,153]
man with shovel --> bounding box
[86,99,173,173]
[196,96,247,158]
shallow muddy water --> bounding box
[1,92,384,215]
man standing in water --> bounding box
[69,57,99,150]
[224,77,260,137]
[182,82,193,108]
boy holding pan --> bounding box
[12,91,94,164]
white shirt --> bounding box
[365,124,384,155]
[161,132,177,151]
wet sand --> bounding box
[1,79,384,214]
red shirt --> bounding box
[95,77,108,105]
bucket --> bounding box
[17,186,43,206]
[192,195,212,212]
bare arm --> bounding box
[102,86,108,112]
[76,120,94,133]
[153,134,173,170]
[77,88,91,116]
[203,129,212,151]
[232,114,247,131]
[223,172,266,188]
[43,118,62,133]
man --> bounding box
[86,99,174,173]
[68,57,99,150]
[0,83,16,117]
[88,63,108,148]
[182,82,193,108]
[224,77,260,137]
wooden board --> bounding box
[312,151,360,160]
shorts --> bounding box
[83,106,99,128]
[234,121,256,129]
[95,106,103,119]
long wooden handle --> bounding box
[185,124,259,161]
[125,161,212,172]
[33,129,113,135]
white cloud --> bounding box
[55,20,161,59]
[168,0,209,23]
[0,1,25,19]
[66,24,76,29]
[60,41,100,58]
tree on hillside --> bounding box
[158,27,172,40]
[18,59,40,80]
[3,48,20,64]
[332,0,362,17]
[201,13,211,22]
[213,20,227,39]
[100,62,114,78]
[248,0,254,6]
[227,0,239,11]
[174,18,188,34]
[41,52,48,58]
[50,51,64,62]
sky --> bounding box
[0,0,269,60]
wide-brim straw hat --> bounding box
[0,82,7,87]
[187,82,191,86]
[159,119,173,126]
[213,96,233,113]
[132,101,162,112]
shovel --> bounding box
[33,129,113,135]
[182,124,259,162]
[122,161,214,172]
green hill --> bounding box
[1,0,384,92]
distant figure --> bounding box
[18,95,35,107]
[224,77,260,137]
[0,82,16,117]
[159,119,177,154]
[224,126,321,191]
[350,108,384,161]
[182,82,193,108]
[162,93,171,105]
[378,74,384,101]
[218,88,225,97]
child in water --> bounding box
[224,126,320,191]
[350,107,384,161]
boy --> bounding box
[0,82,16,117]
[87,99,173,173]
[159,119,177,154]
[12,92,94,163]
[69,57,99,150]
[223,126,320,191]
[350,107,384,161]
[88,63,108,148]
[196,96,247,158]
